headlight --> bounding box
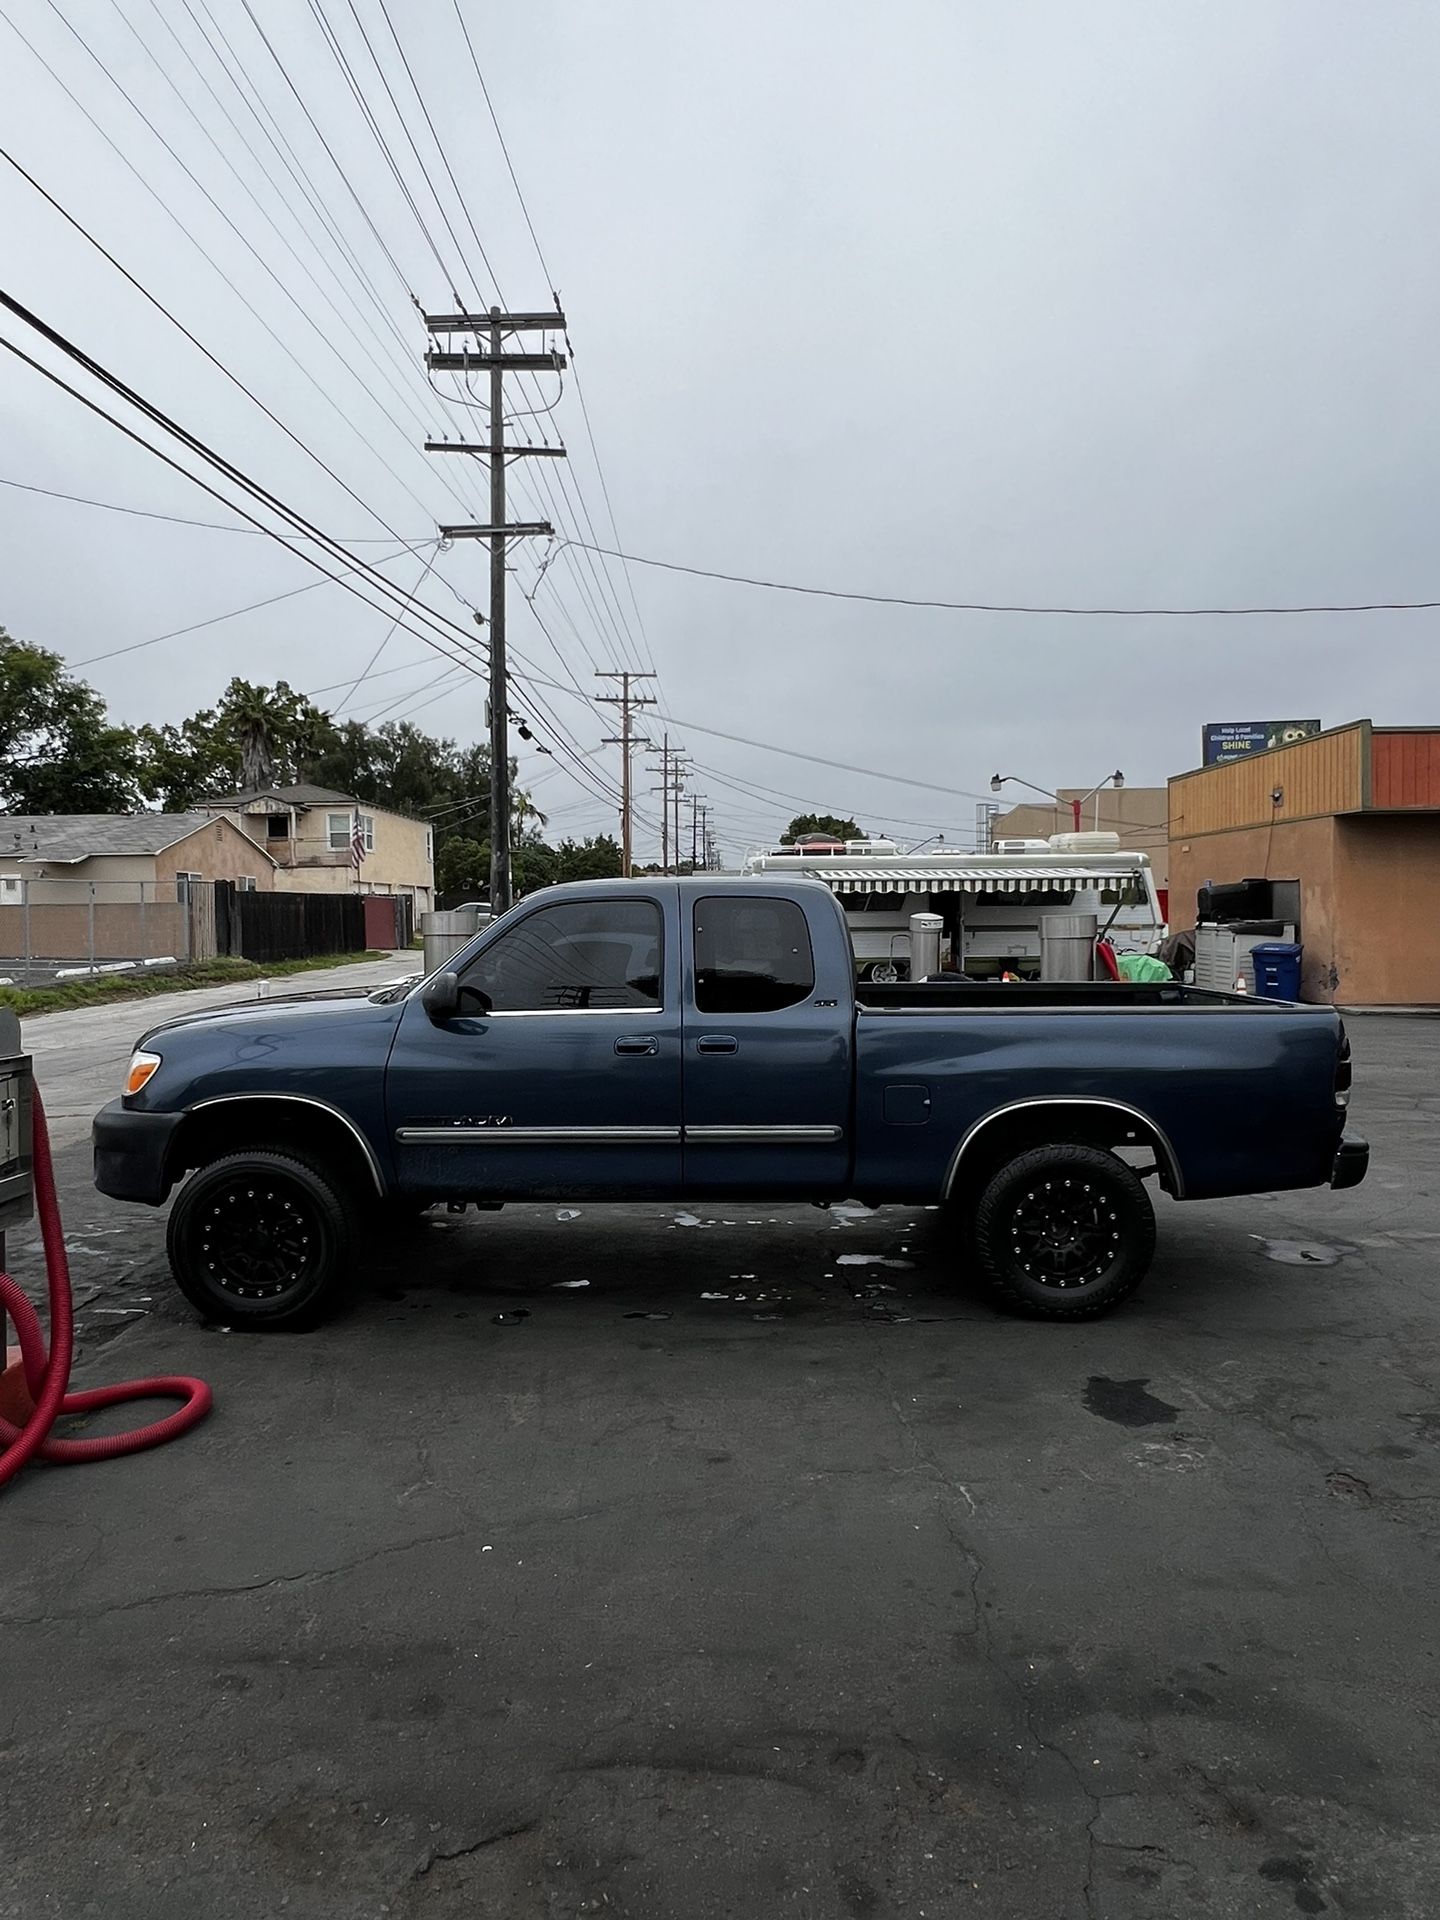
[125,1050,162,1096]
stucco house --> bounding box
[0,812,276,902]
[0,812,277,963]
[203,784,434,913]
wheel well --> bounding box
[166,1100,384,1200]
[947,1101,1181,1199]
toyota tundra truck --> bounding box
[93,876,1367,1327]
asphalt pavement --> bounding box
[1,1014,1438,1918]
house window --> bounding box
[265,815,289,840]
[238,875,258,892]
[327,812,374,852]
[0,875,21,901]
[175,871,203,904]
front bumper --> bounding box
[93,1099,184,1205]
[1331,1135,1369,1190]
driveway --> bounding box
[0,1014,1436,1918]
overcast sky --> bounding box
[2,1,1437,861]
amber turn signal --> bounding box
[125,1051,161,1096]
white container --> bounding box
[909,913,944,980]
[420,908,480,976]
[1040,911,1098,982]
[1047,831,1123,853]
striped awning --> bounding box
[797,863,1147,895]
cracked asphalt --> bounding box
[2,1013,1439,1918]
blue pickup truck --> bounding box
[93,875,1367,1327]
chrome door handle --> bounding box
[696,1034,739,1054]
[614,1036,659,1056]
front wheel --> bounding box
[972,1144,1155,1319]
[166,1149,353,1329]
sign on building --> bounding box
[1201,720,1322,766]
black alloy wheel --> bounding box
[973,1143,1156,1319]
[167,1150,352,1328]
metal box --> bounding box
[0,1009,34,1232]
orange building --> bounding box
[1169,721,1440,1006]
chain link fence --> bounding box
[0,878,218,984]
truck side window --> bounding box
[459,900,663,1012]
[693,896,815,1014]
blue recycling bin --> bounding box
[1252,942,1303,1001]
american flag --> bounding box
[350,810,367,870]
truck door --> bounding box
[682,891,852,1196]
[386,891,681,1198]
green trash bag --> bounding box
[1116,952,1173,982]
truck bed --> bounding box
[857,980,1289,1011]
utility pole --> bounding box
[689,791,708,870]
[424,307,567,915]
[597,671,656,876]
[670,753,691,872]
[646,732,676,874]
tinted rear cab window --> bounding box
[693,896,815,1013]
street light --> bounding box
[991,771,1125,833]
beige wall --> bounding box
[992,787,1169,886]
[1169,815,1339,1002]
[0,901,192,962]
[220,803,432,906]
[158,821,276,888]
[1169,811,1440,1005]
[1333,817,1440,1005]
[0,852,158,901]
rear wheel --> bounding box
[166,1149,353,1329]
[972,1144,1155,1319]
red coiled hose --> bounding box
[0,1087,212,1490]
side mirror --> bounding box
[421,970,460,1021]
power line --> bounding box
[72,541,428,668]
[0,298,495,682]
[173,0,508,544]
[305,654,446,699]
[688,759,959,837]
[0,473,416,539]
[448,3,654,675]
[0,139,424,545]
[374,0,503,296]
[652,708,1001,804]
[561,541,1440,619]
[331,546,442,715]
[20,0,451,530]
[373,3,651,676]
[106,0,457,472]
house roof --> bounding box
[207,783,427,824]
[0,812,240,865]
[209,783,361,810]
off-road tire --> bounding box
[167,1149,353,1329]
[972,1143,1155,1319]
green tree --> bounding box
[435,836,488,898]
[0,628,142,812]
[781,813,861,845]
[553,835,623,882]
[138,678,340,809]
